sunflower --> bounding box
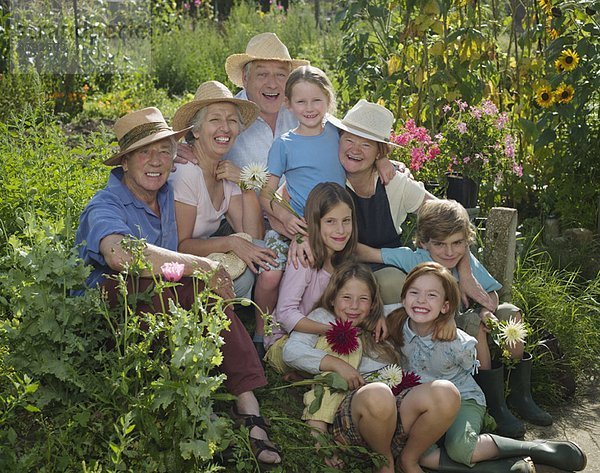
[548,28,560,40]
[557,49,580,71]
[555,83,575,104]
[537,0,553,16]
[554,58,564,72]
[536,86,555,108]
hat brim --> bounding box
[104,127,191,166]
[172,97,260,132]
[225,54,310,88]
[327,115,399,147]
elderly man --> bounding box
[75,107,281,468]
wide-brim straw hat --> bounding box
[328,99,399,147]
[207,233,252,280]
[225,32,309,87]
[105,107,191,166]
[172,81,260,131]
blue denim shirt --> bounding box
[74,167,178,291]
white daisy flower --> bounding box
[374,364,404,388]
[240,163,269,191]
[499,317,527,348]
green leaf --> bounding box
[24,404,41,413]
[179,439,210,460]
[535,128,557,150]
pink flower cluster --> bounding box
[161,262,185,282]
[391,119,441,172]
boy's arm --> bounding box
[457,251,498,312]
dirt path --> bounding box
[528,381,599,472]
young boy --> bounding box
[361,199,552,437]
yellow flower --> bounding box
[555,83,574,104]
[536,86,554,108]
[554,58,564,72]
[548,28,560,40]
[537,0,553,16]
[557,49,580,71]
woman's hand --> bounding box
[287,236,314,269]
[432,317,457,341]
[229,236,278,273]
[374,316,389,343]
[173,142,197,166]
[216,160,241,184]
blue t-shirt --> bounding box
[74,167,178,290]
[267,120,345,217]
[380,247,502,293]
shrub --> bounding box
[0,217,235,471]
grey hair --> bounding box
[242,60,292,80]
[186,104,245,143]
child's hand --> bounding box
[281,213,308,239]
[335,363,365,391]
[479,309,498,332]
[459,276,497,312]
[432,317,457,341]
[374,316,389,343]
[215,160,241,184]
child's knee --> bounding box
[354,383,396,419]
[429,380,461,413]
[257,269,283,291]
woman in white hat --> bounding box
[328,100,493,311]
[75,106,281,468]
[169,81,278,309]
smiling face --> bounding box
[333,277,373,327]
[193,102,241,159]
[286,80,329,135]
[122,137,174,202]
[402,273,449,335]
[320,202,353,256]
[242,60,290,119]
[338,131,379,176]
[420,231,468,270]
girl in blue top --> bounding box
[387,262,586,472]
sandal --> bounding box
[231,405,282,470]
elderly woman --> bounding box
[74,107,281,468]
[328,100,494,310]
[169,81,277,344]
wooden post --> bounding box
[483,207,518,302]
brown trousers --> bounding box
[102,276,267,395]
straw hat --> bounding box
[225,32,309,87]
[207,233,252,280]
[172,81,260,131]
[328,99,399,146]
[105,107,191,166]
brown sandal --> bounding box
[231,406,282,470]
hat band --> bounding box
[342,120,389,142]
[119,122,172,151]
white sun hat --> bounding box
[328,99,399,146]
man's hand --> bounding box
[173,142,197,167]
[204,259,235,299]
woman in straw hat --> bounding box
[74,106,282,468]
[325,100,494,312]
[169,80,279,341]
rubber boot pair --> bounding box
[489,434,587,471]
[438,449,534,473]
[506,353,553,426]
[474,365,525,438]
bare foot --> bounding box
[249,425,281,465]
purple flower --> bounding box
[512,163,523,177]
[161,262,185,282]
[481,100,499,115]
[443,104,451,113]
[471,108,483,120]
[463,156,471,164]
[457,122,468,134]
[183,2,190,10]
[456,99,468,111]
[495,112,509,130]
[194,0,201,5]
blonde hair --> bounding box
[305,182,357,270]
[387,262,460,350]
[316,262,400,364]
[285,65,337,115]
[415,199,476,247]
